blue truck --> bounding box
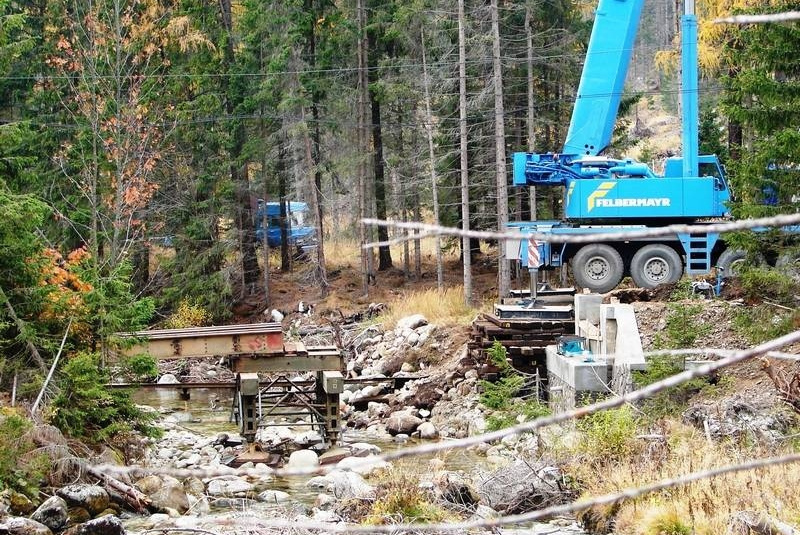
[509,0,799,293]
[254,200,317,252]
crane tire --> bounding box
[716,248,748,278]
[630,244,683,289]
[572,244,624,294]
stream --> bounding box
[129,386,586,534]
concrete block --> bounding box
[574,294,603,334]
[601,304,646,371]
[545,345,609,392]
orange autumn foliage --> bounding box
[37,247,93,339]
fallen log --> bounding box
[84,464,152,514]
[29,424,153,514]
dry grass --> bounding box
[324,235,462,271]
[567,419,800,534]
[378,286,481,329]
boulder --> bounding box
[66,508,91,525]
[3,491,35,516]
[56,486,109,516]
[324,470,375,500]
[475,461,566,514]
[61,515,124,535]
[287,449,319,469]
[417,421,439,439]
[335,455,391,476]
[436,472,479,509]
[386,410,422,436]
[306,476,332,489]
[135,475,189,514]
[30,497,68,532]
[183,477,206,497]
[157,373,179,384]
[206,477,254,497]
[396,314,428,332]
[416,324,437,344]
[3,517,52,535]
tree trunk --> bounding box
[303,0,328,297]
[491,0,510,298]
[458,0,472,305]
[413,188,422,280]
[421,29,443,290]
[278,145,290,272]
[220,0,260,291]
[368,17,392,272]
[526,6,537,221]
[357,0,371,293]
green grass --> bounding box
[734,305,799,344]
[653,304,711,349]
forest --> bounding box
[1,0,800,408]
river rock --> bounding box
[396,314,428,331]
[336,455,391,476]
[257,490,290,504]
[2,517,52,535]
[2,490,35,516]
[683,395,794,443]
[417,324,436,344]
[30,496,68,532]
[66,507,91,525]
[475,461,565,514]
[386,410,422,436]
[206,477,254,497]
[186,494,210,515]
[62,515,124,535]
[312,509,341,523]
[436,472,479,509]
[287,449,319,469]
[306,476,332,489]
[314,493,336,510]
[349,442,381,456]
[417,421,439,439]
[56,485,109,516]
[176,452,201,468]
[157,373,180,384]
[325,470,375,500]
[135,475,189,514]
[183,477,206,496]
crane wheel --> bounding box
[630,244,683,289]
[572,244,624,294]
[716,248,749,278]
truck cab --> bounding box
[255,200,317,252]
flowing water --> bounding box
[131,386,585,534]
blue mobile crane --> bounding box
[509,0,798,293]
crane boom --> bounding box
[563,0,645,157]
